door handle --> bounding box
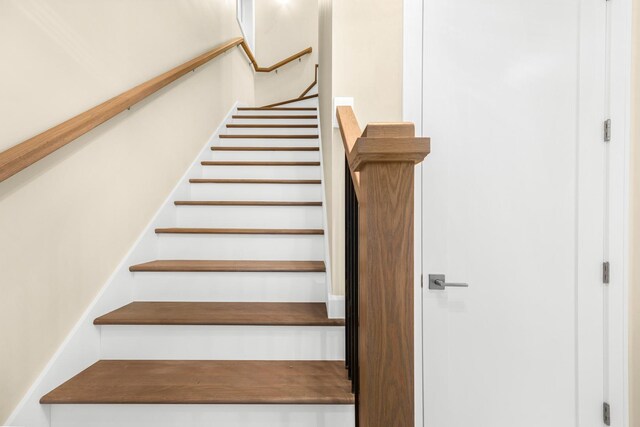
[428,274,469,290]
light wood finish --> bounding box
[174,201,322,206]
[189,178,321,184]
[261,94,319,109]
[40,360,354,404]
[0,38,244,183]
[129,260,326,272]
[226,124,318,128]
[237,107,317,111]
[155,228,324,235]
[336,106,363,199]
[232,115,318,119]
[94,302,342,326]
[337,105,430,426]
[201,161,320,166]
[240,40,312,73]
[299,64,319,98]
[219,134,319,139]
[211,146,319,151]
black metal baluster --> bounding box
[345,158,359,417]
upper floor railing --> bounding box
[0,37,312,183]
[337,106,430,427]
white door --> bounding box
[419,1,608,426]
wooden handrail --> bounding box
[299,64,319,98]
[337,105,430,427]
[0,37,312,183]
[240,41,312,73]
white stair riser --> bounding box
[51,405,355,427]
[133,271,326,302]
[272,98,318,108]
[217,138,319,147]
[157,234,324,260]
[209,150,320,162]
[224,127,318,135]
[230,118,317,125]
[100,325,344,360]
[235,109,317,116]
[201,165,321,180]
[190,183,322,201]
[176,205,323,228]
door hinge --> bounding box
[603,402,611,426]
[604,119,612,142]
[603,262,610,284]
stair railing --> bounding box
[0,37,312,183]
[337,106,430,427]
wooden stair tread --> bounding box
[237,107,317,111]
[232,115,317,119]
[129,260,326,272]
[189,179,321,184]
[226,124,318,128]
[211,146,319,151]
[155,228,324,235]
[174,201,322,206]
[94,302,342,326]
[220,135,318,139]
[201,161,320,166]
[40,360,354,404]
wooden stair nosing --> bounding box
[94,302,342,326]
[201,161,320,166]
[219,134,319,139]
[189,179,322,185]
[226,124,318,128]
[174,201,322,206]
[232,115,317,119]
[128,260,326,273]
[237,107,317,111]
[155,227,324,235]
[211,146,319,151]
[40,360,354,405]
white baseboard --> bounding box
[4,103,239,427]
[327,294,345,319]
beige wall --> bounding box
[0,0,253,421]
[318,0,405,295]
[254,0,318,106]
[631,1,640,425]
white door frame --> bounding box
[402,0,633,425]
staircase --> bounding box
[39,97,356,426]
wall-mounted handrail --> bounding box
[299,64,319,98]
[240,40,312,73]
[0,37,313,183]
[337,105,430,427]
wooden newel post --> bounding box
[351,123,430,427]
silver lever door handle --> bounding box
[429,274,469,290]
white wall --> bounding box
[0,0,254,421]
[254,0,318,106]
[318,0,405,295]
[630,2,640,425]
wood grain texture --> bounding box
[129,260,326,272]
[353,128,429,425]
[336,106,363,199]
[261,94,319,109]
[0,37,244,183]
[189,178,321,184]
[226,124,318,129]
[94,302,342,326]
[40,360,354,404]
[232,115,318,119]
[155,228,324,235]
[240,40,312,73]
[219,134,319,139]
[174,201,322,206]
[201,161,320,166]
[211,146,319,151]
